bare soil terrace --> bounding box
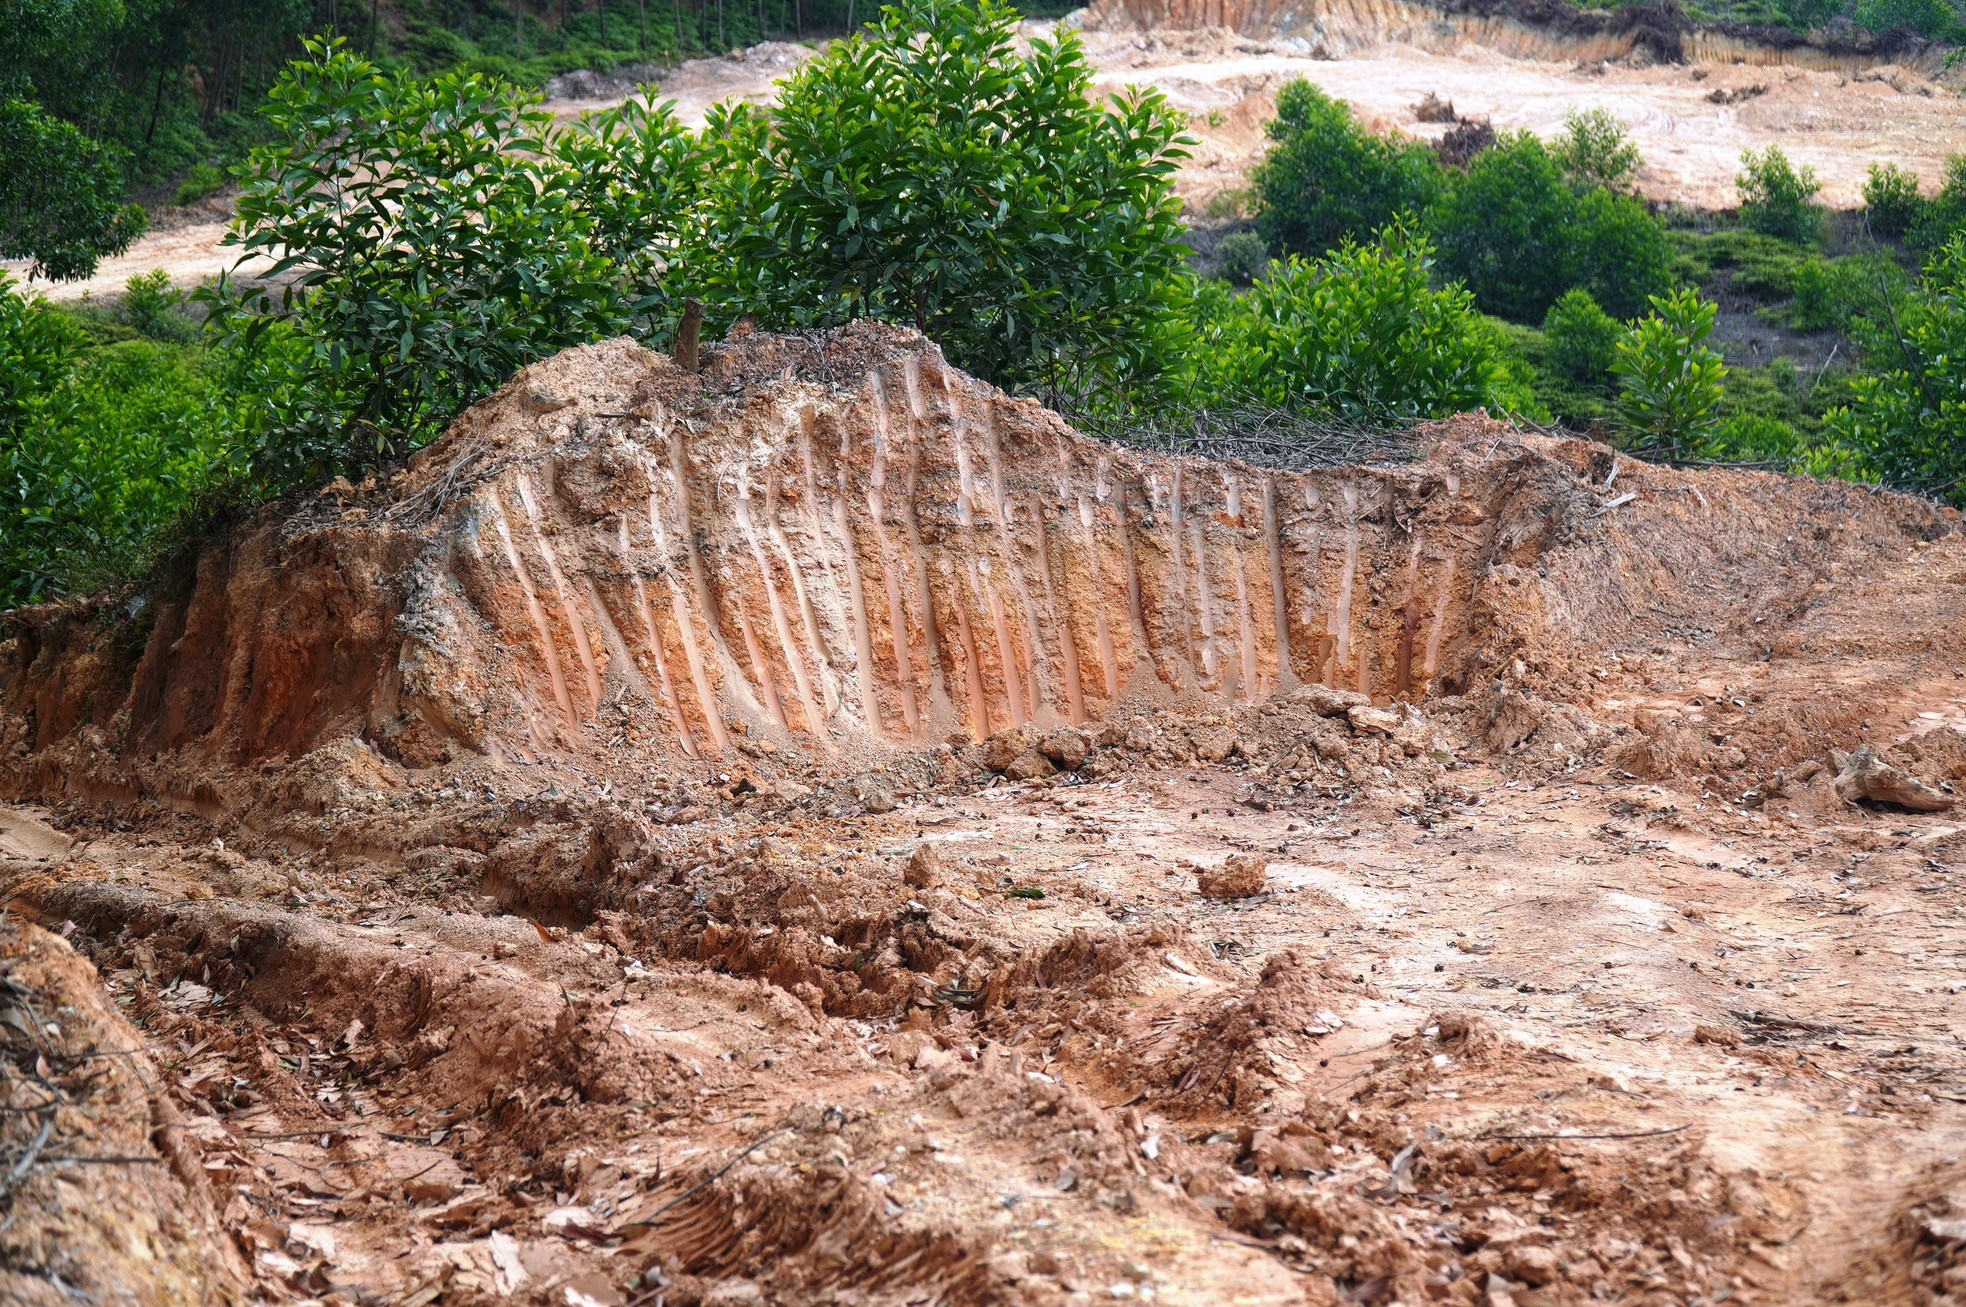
[2,324,1964,1305]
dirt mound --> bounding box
[4,325,1966,1304]
[4,321,1951,811]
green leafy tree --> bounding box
[1179,226,1510,423]
[1542,288,1620,389]
[1553,107,1640,193]
[1826,238,1966,502]
[1252,79,1440,261]
[207,37,703,479]
[1430,131,1670,322]
[1,274,239,607]
[0,95,145,281]
[1736,146,1822,245]
[1614,289,1727,456]
[1913,155,1966,251]
[1214,230,1267,287]
[1863,161,1924,240]
[1853,0,1955,38]
[689,0,1192,404]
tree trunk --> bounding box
[638,0,648,51]
[143,61,168,149]
[599,0,608,42]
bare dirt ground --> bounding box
[1086,26,1966,211]
[4,323,1965,1304]
[15,15,1966,303]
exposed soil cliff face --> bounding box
[1,323,1949,813]
[4,328,1966,1306]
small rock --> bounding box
[1347,705,1401,736]
[1197,853,1267,900]
[1191,724,1237,762]
[1003,749,1057,782]
[982,726,1039,773]
[904,843,944,889]
[1692,1023,1740,1047]
[1290,684,1369,716]
[1038,727,1091,771]
[855,775,899,813]
[1504,1244,1559,1287]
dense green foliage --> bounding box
[1863,161,1924,239]
[1251,81,1440,261]
[1736,146,1822,245]
[1553,107,1640,193]
[1542,289,1622,389]
[1,274,239,607]
[14,1,1966,613]
[1214,230,1267,287]
[1827,239,1966,495]
[208,37,702,477]
[1614,289,1728,456]
[1179,229,1513,422]
[1429,131,1671,322]
[689,0,1190,400]
[1852,0,1958,38]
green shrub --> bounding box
[1736,146,1821,245]
[1179,226,1509,422]
[122,270,197,343]
[1553,107,1640,193]
[171,162,227,207]
[1215,231,1268,286]
[1430,132,1670,322]
[1542,288,1621,389]
[1914,155,1966,251]
[690,0,1192,405]
[1615,289,1726,455]
[1827,238,1966,501]
[1251,80,1440,261]
[207,36,703,481]
[1863,161,1924,240]
[1853,0,1955,38]
[1707,412,1804,463]
[0,96,145,281]
[1,275,239,607]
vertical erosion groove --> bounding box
[491,493,577,733]
[1263,476,1292,690]
[646,473,730,753]
[866,381,921,740]
[623,514,698,757]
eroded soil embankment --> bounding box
[2,323,1951,808]
[3,325,1966,1305]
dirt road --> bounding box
[3,324,1963,1303]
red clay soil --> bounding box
[2,323,1964,1305]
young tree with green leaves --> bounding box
[1615,289,1726,457]
[206,36,703,480]
[0,0,145,280]
[1736,146,1822,246]
[1553,107,1640,193]
[1827,238,1966,503]
[1252,80,1440,262]
[1178,226,1513,423]
[688,0,1192,405]
[1429,131,1669,323]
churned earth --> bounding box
[2,322,1964,1305]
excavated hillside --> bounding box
[4,323,1966,1305]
